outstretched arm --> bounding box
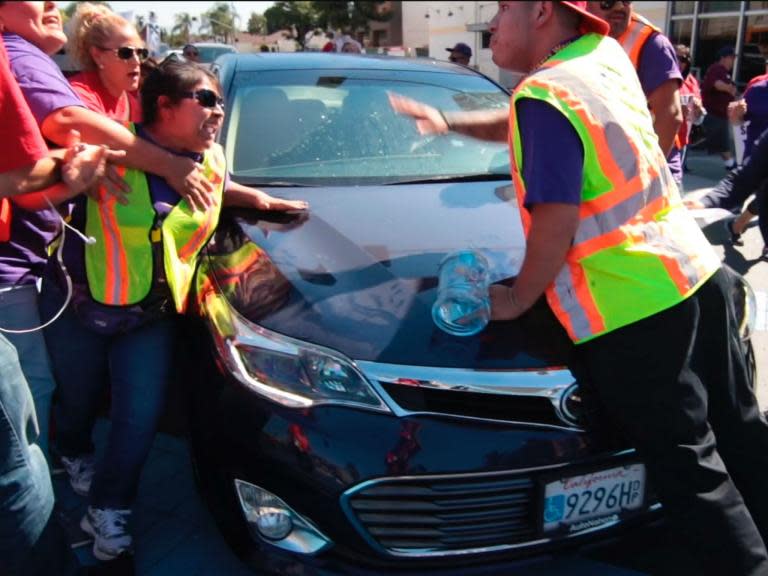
[42,106,215,211]
[389,93,509,142]
[224,180,309,212]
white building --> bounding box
[418,1,667,90]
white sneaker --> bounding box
[60,454,96,496]
[80,506,133,561]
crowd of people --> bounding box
[0,2,305,574]
[3,0,768,575]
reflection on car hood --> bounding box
[202,181,573,369]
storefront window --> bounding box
[672,1,696,14]
[740,14,768,83]
[700,1,741,13]
[670,20,694,48]
[695,16,739,71]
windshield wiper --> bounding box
[235,179,318,188]
[390,173,511,185]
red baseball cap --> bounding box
[561,1,610,36]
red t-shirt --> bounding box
[677,73,702,147]
[68,70,142,122]
[701,62,735,118]
[0,37,48,173]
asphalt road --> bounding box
[684,149,768,409]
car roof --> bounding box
[193,42,236,49]
[220,52,481,76]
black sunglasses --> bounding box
[181,89,224,109]
[101,46,149,61]
[599,0,632,9]
[184,50,199,57]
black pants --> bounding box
[571,268,768,576]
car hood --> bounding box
[201,181,573,369]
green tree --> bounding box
[247,12,266,35]
[201,2,239,44]
[61,1,110,24]
[312,1,390,33]
[172,12,196,45]
[264,1,317,48]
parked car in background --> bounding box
[185,53,757,575]
[190,41,237,68]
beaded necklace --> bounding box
[527,35,581,76]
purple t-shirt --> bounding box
[1,33,85,286]
[517,99,583,208]
[745,78,768,158]
[637,32,684,183]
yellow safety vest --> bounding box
[510,34,720,343]
[85,124,226,314]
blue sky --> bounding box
[105,1,275,31]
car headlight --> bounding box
[201,289,390,412]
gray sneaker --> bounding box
[61,454,96,496]
[80,506,133,561]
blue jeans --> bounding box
[0,283,57,461]
[40,277,176,509]
[0,334,79,576]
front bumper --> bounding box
[188,333,657,575]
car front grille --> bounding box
[343,471,539,556]
[380,383,564,427]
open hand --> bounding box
[388,92,450,135]
[61,130,127,199]
[166,156,215,212]
[261,197,309,212]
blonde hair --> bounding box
[67,3,141,71]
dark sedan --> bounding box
[185,53,757,575]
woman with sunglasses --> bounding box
[67,3,145,124]
[40,58,305,563]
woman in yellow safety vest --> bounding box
[39,58,305,563]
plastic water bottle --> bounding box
[432,250,491,337]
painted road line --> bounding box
[756,290,767,333]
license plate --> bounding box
[542,464,645,533]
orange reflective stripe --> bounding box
[571,194,668,260]
[194,247,264,308]
[657,253,692,293]
[618,15,656,69]
[195,275,215,309]
[177,210,216,261]
[217,250,263,279]
[0,198,11,242]
[99,165,129,305]
[547,261,605,341]
[508,100,532,235]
